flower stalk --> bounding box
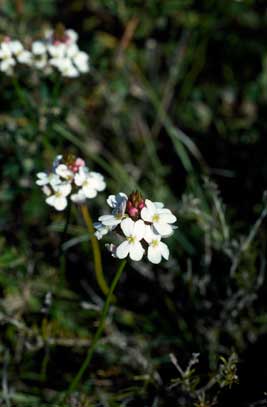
[80,204,110,297]
[66,258,127,396]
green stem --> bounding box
[80,204,110,297]
[66,258,127,395]
[58,203,71,259]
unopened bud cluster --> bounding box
[95,192,177,264]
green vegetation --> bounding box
[1,1,267,406]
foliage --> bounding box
[1,0,267,406]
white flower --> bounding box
[98,193,128,228]
[48,43,66,59]
[0,42,15,72]
[107,193,128,210]
[116,218,145,261]
[32,41,47,55]
[37,155,106,211]
[144,226,169,264]
[36,172,61,187]
[70,189,86,204]
[57,58,79,77]
[52,155,63,171]
[33,53,48,69]
[56,164,74,181]
[65,45,89,74]
[98,213,124,228]
[42,185,52,196]
[17,49,32,65]
[65,29,78,44]
[72,50,89,73]
[141,199,177,237]
[31,41,48,69]
[9,40,32,65]
[89,172,106,191]
[74,167,106,198]
[45,182,71,211]
[94,222,110,240]
[66,43,79,58]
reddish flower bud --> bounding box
[138,201,145,210]
[127,205,139,219]
[126,191,145,220]
[75,158,85,168]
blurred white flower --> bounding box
[58,58,79,78]
[32,41,47,55]
[70,189,86,204]
[0,41,15,73]
[31,41,48,69]
[74,167,106,199]
[0,27,89,77]
[42,185,52,196]
[35,27,89,77]
[37,155,106,211]
[36,172,61,187]
[56,164,74,181]
[65,29,78,44]
[9,40,32,65]
[94,222,111,240]
[46,182,71,211]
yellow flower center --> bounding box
[127,235,136,244]
[151,239,159,247]
[152,214,160,222]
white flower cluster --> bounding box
[95,192,177,264]
[0,36,32,75]
[0,28,89,77]
[31,28,89,77]
[36,155,106,211]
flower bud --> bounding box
[54,23,66,42]
[126,191,145,219]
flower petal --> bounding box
[99,215,121,227]
[153,222,173,237]
[140,207,152,222]
[147,246,162,264]
[46,195,55,207]
[82,185,97,199]
[158,210,177,224]
[59,182,72,196]
[54,197,68,211]
[154,201,164,209]
[120,218,134,237]
[133,219,145,241]
[145,199,156,213]
[143,225,153,243]
[116,241,130,259]
[70,190,86,203]
[129,242,144,261]
[159,242,169,260]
